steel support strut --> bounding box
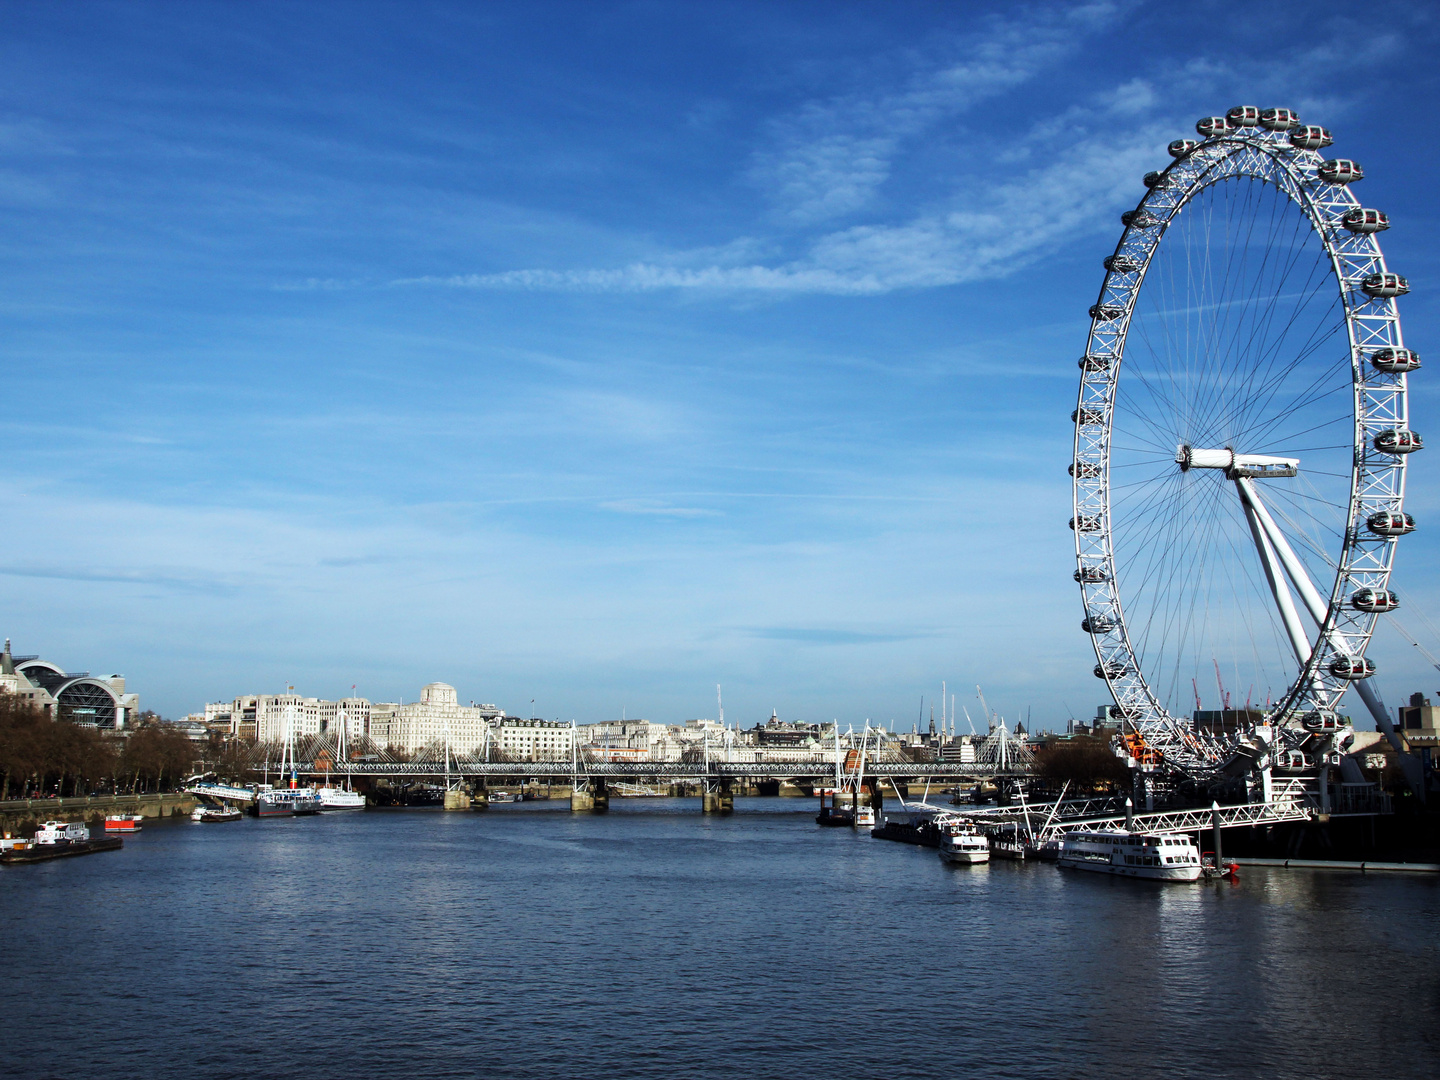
[1239,477,1426,799]
[1238,483,1312,666]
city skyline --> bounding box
[3,1,1438,726]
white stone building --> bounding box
[495,717,574,761]
[369,683,504,756]
[207,693,370,743]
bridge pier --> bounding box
[570,780,609,813]
[443,789,471,811]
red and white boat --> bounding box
[103,814,144,833]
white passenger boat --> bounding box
[854,805,875,828]
[35,820,90,845]
[937,823,990,864]
[191,803,243,823]
[315,786,365,811]
[1057,828,1202,882]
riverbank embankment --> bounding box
[0,793,196,836]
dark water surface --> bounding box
[1,798,1436,1080]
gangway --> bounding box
[1027,798,1313,842]
[184,780,256,805]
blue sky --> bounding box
[3,0,1439,727]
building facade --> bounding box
[206,693,370,743]
[495,717,574,761]
[369,683,504,756]
[0,639,140,728]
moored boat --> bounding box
[103,814,144,833]
[315,786,365,811]
[871,807,946,848]
[938,823,990,864]
[254,785,321,817]
[1057,828,1202,882]
[191,803,243,823]
[989,825,1028,860]
[1,821,123,863]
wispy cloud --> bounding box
[599,499,721,519]
[0,565,237,594]
[748,3,1122,224]
[403,122,1163,297]
[747,627,934,645]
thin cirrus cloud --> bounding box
[747,2,1124,225]
[746,627,935,645]
[599,500,723,519]
[399,122,1167,297]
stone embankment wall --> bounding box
[0,792,197,836]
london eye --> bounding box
[1070,106,1419,780]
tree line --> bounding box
[0,692,199,799]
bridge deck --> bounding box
[284,760,1018,781]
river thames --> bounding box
[1,799,1435,1080]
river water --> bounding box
[1,798,1435,1080]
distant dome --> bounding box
[420,682,457,706]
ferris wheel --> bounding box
[1071,106,1419,775]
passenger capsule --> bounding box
[1094,661,1129,679]
[1078,354,1111,372]
[1361,272,1409,299]
[1328,655,1376,681]
[1351,588,1399,613]
[1374,429,1423,454]
[1319,159,1364,184]
[1074,565,1108,583]
[1258,107,1301,131]
[1342,208,1389,233]
[1089,303,1124,321]
[1104,254,1141,273]
[1142,170,1167,189]
[1289,124,1333,150]
[1275,749,1308,771]
[1196,116,1232,138]
[1301,709,1342,733]
[1070,515,1101,532]
[1167,139,1198,158]
[1069,461,1101,478]
[1226,105,1261,127]
[1082,616,1115,634]
[1370,348,1420,373]
[1121,208,1160,229]
[1072,407,1105,425]
[1367,510,1416,537]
